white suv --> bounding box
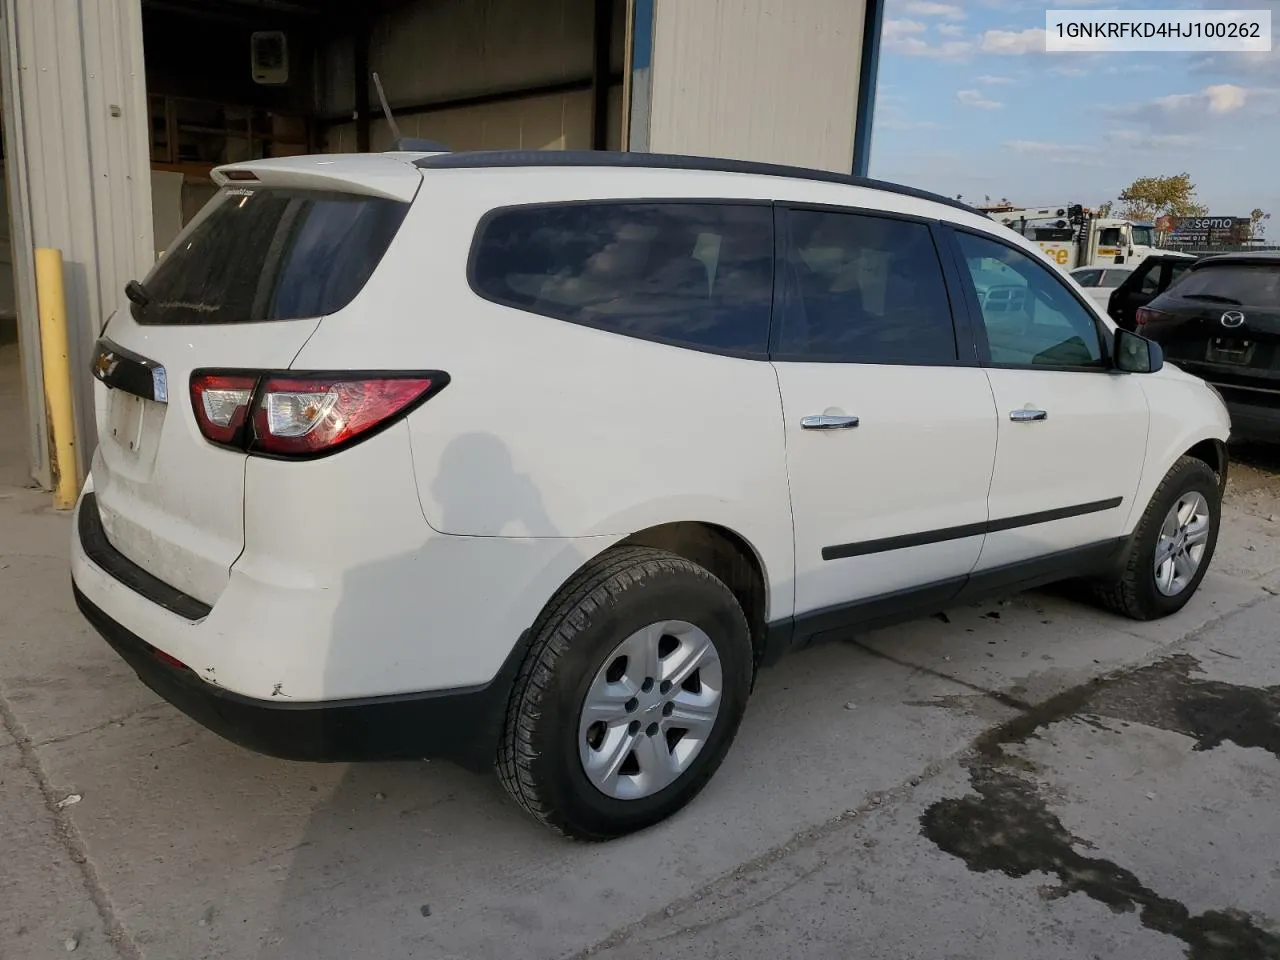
[71,149,1231,839]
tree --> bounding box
[1097,200,1114,218]
[1116,173,1207,221]
[1248,208,1271,240]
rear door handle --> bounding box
[801,415,860,430]
[1009,408,1047,422]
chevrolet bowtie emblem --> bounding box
[93,348,119,380]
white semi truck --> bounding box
[988,204,1184,273]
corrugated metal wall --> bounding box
[2,0,153,485]
[647,0,865,172]
[320,0,624,153]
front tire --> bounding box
[1092,455,1221,621]
[497,546,753,840]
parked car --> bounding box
[1069,265,1133,310]
[1108,253,1199,330]
[1136,251,1280,442]
[71,150,1230,840]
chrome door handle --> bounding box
[801,415,860,430]
[1009,408,1047,422]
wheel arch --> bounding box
[1184,437,1228,494]
[612,521,772,668]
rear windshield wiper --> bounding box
[124,279,151,307]
[1181,292,1242,304]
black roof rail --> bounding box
[413,150,982,215]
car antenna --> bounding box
[371,71,450,153]
[371,71,402,143]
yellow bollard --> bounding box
[34,248,80,510]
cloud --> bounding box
[957,89,1004,109]
[1205,83,1247,113]
[981,28,1045,55]
[1106,130,1204,150]
[1050,65,1088,77]
[1193,47,1280,81]
[877,114,947,131]
[1003,140,1105,165]
[883,21,975,60]
[937,23,965,36]
[975,74,1016,85]
[903,1,965,19]
[883,19,927,39]
[1150,84,1248,115]
[1111,83,1279,130]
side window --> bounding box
[469,202,773,356]
[956,231,1105,369]
[1072,269,1102,287]
[1138,266,1162,296]
[1165,263,1191,290]
[776,209,956,363]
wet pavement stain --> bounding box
[921,654,1280,959]
[1086,654,1280,760]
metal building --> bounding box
[0,0,884,490]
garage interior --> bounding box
[0,0,630,487]
[143,0,627,252]
[3,0,876,491]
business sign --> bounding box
[1167,216,1251,243]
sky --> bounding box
[867,0,1280,227]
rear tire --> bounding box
[497,546,753,840]
[1091,455,1221,621]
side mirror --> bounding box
[1115,327,1163,373]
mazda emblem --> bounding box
[1221,311,1245,329]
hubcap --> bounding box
[1153,491,1211,597]
[578,620,723,801]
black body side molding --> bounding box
[762,538,1127,666]
[822,498,1124,561]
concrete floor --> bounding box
[2,430,1279,958]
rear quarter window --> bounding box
[469,201,774,357]
[133,187,409,325]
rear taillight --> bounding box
[1135,306,1173,328]
[191,374,256,446]
[252,376,436,457]
[189,371,447,458]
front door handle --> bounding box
[801,415,860,430]
[1009,408,1048,422]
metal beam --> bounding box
[852,0,885,177]
[591,0,615,150]
[317,74,626,128]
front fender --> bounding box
[1126,374,1231,534]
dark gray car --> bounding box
[1136,252,1280,441]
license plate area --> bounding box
[1206,337,1255,366]
[107,391,147,456]
[103,388,166,473]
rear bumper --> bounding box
[73,582,523,770]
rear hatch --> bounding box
[89,155,421,609]
[1143,259,1280,404]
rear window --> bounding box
[133,187,409,325]
[469,202,774,356]
[1176,263,1280,304]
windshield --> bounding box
[1131,226,1154,247]
[133,187,409,325]
[1175,264,1280,305]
